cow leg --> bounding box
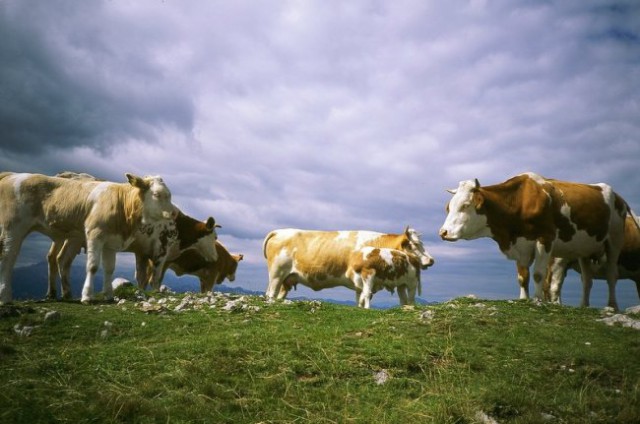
[0,231,25,304]
[516,264,530,299]
[405,284,416,305]
[134,253,149,290]
[58,238,83,300]
[397,285,409,306]
[547,257,569,304]
[577,257,594,308]
[101,249,116,300]
[359,275,374,309]
[603,250,621,311]
[47,241,62,300]
[82,240,103,304]
[531,243,552,301]
[635,278,640,303]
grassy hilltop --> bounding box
[1,289,639,424]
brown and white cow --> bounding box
[543,213,640,305]
[47,209,219,299]
[262,227,434,306]
[348,247,421,309]
[45,172,219,298]
[0,172,176,304]
[439,172,628,309]
[163,241,243,293]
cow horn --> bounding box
[474,178,481,189]
[446,188,457,194]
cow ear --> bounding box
[126,173,149,190]
[473,191,485,209]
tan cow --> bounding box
[262,227,434,306]
[440,172,628,309]
[0,172,175,304]
[45,172,219,298]
[348,247,421,309]
[543,214,640,304]
[164,241,243,293]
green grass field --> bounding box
[1,289,639,423]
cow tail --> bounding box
[262,231,277,259]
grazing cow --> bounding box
[45,173,219,298]
[544,214,640,304]
[262,227,434,305]
[348,247,421,309]
[0,172,175,304]
[164,241,243,293]
[439,172,628,309]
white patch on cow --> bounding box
[9,173,30,200]
[521,172,546,185]
[593,183,613,205]
[559,202,571,218]
[355,231,381,249]
[335,231,350,241]
[379,248,394,266]
[88,182,114,202]
[503,237,535,264]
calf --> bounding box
[46,172,218,298]
[348,247,421,309]
[0,172,175,304]
[164,241,243,293]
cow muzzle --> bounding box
[438,228,457,241]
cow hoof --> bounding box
[81,298,92,305]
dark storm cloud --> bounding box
[0,1,194,154]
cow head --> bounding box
[403,226,435,269]
[226,254,244,282]
[127,173,175,222]
[439,179,491,241]
[192,217,220,262]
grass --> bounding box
[1,289,639,423]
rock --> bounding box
[374,369,390,385]
[44,310,61,322]
[112,278,133,290]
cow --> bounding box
[262,227,434,306]
[543,213,640,305]
[348,247,421,309]
[0,172,176,304]
[45,172,219,299]
[439,172,628,310]
[163,241,243,293]
[47,209,219,299]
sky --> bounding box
[1,0,639,308]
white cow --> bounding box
[0,172,175,304]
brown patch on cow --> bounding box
[548,180,610,242]
[618,215,640,272]
[475,175,556,252]
[175,211,215,249]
